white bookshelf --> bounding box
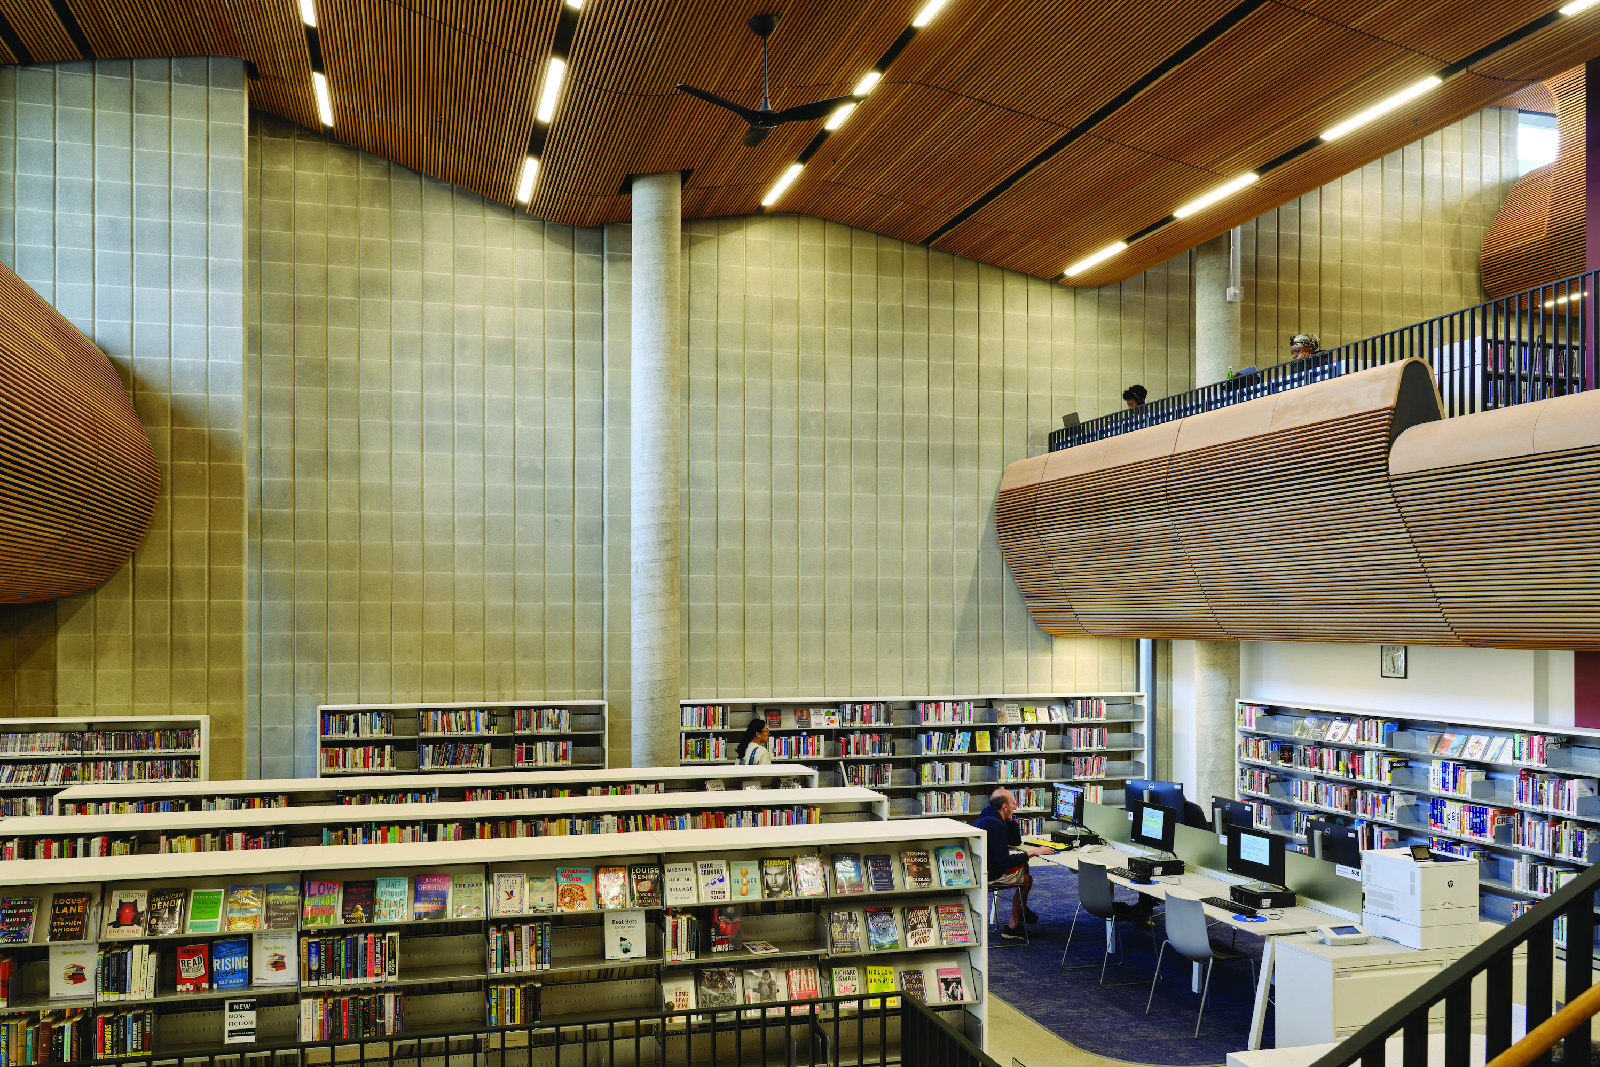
[1235,697,1600,929]
[0,819,988,1056]
[53,765,818,815]
[679,693,1145,833]
[316,700,606,776]
[4,787,888,859]
[0,715,208,817]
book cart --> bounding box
[0,716,208,818]
[1235,698,1600,930]
[2,788,888,860]
[53,766,818,815]
[679,693,1145,834]
[316,701,607,777]
[0,820,988,1062]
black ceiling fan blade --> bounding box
[742,124,772,147]
[676,84,763,125]
[767,94,858,124]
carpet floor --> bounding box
[985,863,1275,1066]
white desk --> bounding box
[1041,841,1355,1050]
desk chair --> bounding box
[1060,861,1152,986]
[1145,893,1257,1038]
[987,864,1030,946]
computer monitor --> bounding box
[1226,824,1287,889]
[1306,819,1361,868]
[1130,801,1177,855]
[1125,779,1185,813]
[1212,795,1251,830]
[1053,783,1085,827]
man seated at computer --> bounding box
[973,787,1055,941]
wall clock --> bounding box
[1380,644,1407,679]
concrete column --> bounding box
[630,172,682,767]
[1190,231,1241,809]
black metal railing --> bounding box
[1308,856,1600,1067]
[1048,270,1599,451]
[28,992,1000,1067]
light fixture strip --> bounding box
[515,157,539,204]
[537,56,567,124]
[298,0,317,28]
[761,163,804,206]
[911,0,951,27]
[1064,241,1126,277]
[1173,172,1257,219]
[1321,75,1441,141]
[312,71,334,127]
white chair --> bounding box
[1060,860,1153,986]
[1144,892,1257,1038]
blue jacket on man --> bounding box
[971,800,1026,881]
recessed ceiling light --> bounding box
[537,57,566,123]
[853,71,881,96]
[1173,173,1258,218]
[911,0,951,26]
[312,71,333,127]
[515,157,539,204]
[761,163,804,206]
[825,103,857,130]
[1321,76,1441,140]
[298,0,316,27]
[1561,0,1597,14]
[1064,242,1125,277]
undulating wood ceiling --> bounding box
[4,0,1599,286]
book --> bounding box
[743,940,778,953]
[899,966,929,1002]
[864,965,896,1003]
[212,937,250,989]
[629,864,663,908]
[175,943,210,992]
[226,885,265,932]
[1486,736,1512,762]
[865,907,899,951]
[711,905,744,953]
[413,874,450,920]
[696,860,731,904]
[863,854,895,892]
[786,964,821,1008]
[936,966,966,1003]
[374,878,408,923]
[661,972,696,1011]
[902,905,935,949]
[1463,735,1491,760]
[727,858,762,901]
[0,897,36,945]
[299,882,338,928]
[48,943,92,998]
[491,873,526,917]
[555,868,595,912]
[663,862,698,906]
[829,909,862,954]
[760,858,794,899]
[1433,733,1456,755]
[899,850,933,890]
[252,931,296,986]
[192,890,228,933]
[793,854,827,898]
[264,883,299,930]
[596,867,629,910]
[935,902,973,945]
[145,889,184,937]
[796,709,812,728]
[339,881,374,926]
[831,965,860,997]
[603,910,647,961]
[833,854,866,895]
[528,872,557,913]
[102,889,147,939]
[451,873,485,920]
[47,892,92,942]
[696,967,741,1009]
[935,846,974,888]
[743,966,787,1007]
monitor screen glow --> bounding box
[1239,831,1271,866]
[1141,806,1165,840]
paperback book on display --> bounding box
[226,885,265,931]
[663,863,698,905]
[102,890,147,939]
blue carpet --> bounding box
[987,863,1273,1065]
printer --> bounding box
[1361,848,1479,949]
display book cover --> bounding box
[554,868,595,912]
[341,881,376,925]
[253,930,297,986]
[864,907,899,951]
[47,892,92,942]
[662,862,697,906]
[102,889,148,939]
[603,910,648,961]
[863,854,895,892]
[727,858,762,901]
[146,888,186,937]
[413,874,451,920]
[212,937,251,989]
[225,885,265,932]
[0,896,37,945]
[934,846,973,887]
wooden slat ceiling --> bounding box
[3,0,1599,285]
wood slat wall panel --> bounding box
[0,261,159,603]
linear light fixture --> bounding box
[1544,291,1586,308]
[1173,172,1258,218]
[537,57,566,123]
[298,0,316,27]
[761,163,804,206]
[825,103,857,130]
[312,71,333,127]
[515,157,539,204]
[853,71,881,95]
[565,0,582,7]
[1561,0,1598,13]
[911,0,951,26]
[1064,241,1126,277]
[1321,75,1441,140]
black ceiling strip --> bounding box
[1256,138,1318,175]
[49,0,92,60]
[244,60,260,81]
[922,0,1269,247]
[529,126,548,157]
[0,11,32,65]
[1440,11,1560,78]
[305,26,323,71]
[797,129,829,163]
[552,6,579,55]
[875,26,917,71]
[1124,215,1176,243]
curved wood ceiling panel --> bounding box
[0,261,159,604]
[0,0,81,60]
[1282,0,1567,63]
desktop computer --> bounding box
[1306,818,1362,868]
[1211,795,1251,832]
[1048,783,1101,846]
[1127,801,1185,878]
[1127,779,1185,813]
[1225,825,1296,909]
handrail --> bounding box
[1487,980,1600,1067]
[1307,849,1600,1067]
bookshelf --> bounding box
[679,693,1146,835]
[316,700,606,776]
[3,788,888,860]
[53,766,818,815]
[0,819,988,1057]
[0,716,208,818]
[1235,698,1600,927]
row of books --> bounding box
[59,795,294,816]
[995,759,1047,781]
[918,792,971,815]
[487,921,555,973]
[1239,737,1410,783]
[418,743,490,769]
[1516,813,1596,860]
[298,992,402,1040]
[827,901,974,954]
[1428,837,1486,861]
[996,704,1070,724]
[841,734,892,756]
[667,957,969,1013]
[513,741,575,766]
[1066,756,1105,778]
[1425,732,1566,765]
[83,759,201,783]
[1511,857,1581,896]
[0,766,76,786]
[1,836,138,861]
[918,762,970,784]
[418,708,494,735]
[681,738,727,762]
[0,729,198,757]
[0,735,74,755]
[487,982,536,1026]
[0,799,47,819]
[320,711,392,738]
[160,830,288,854]
[1065,727,1108,748]
[301,930,400,986]
[0,1010,98,1063]
[1014,787,1049,809]
[1514,772,1599,813]
[321,745,395,772]
[844,764,891,788]
[681,706,730,729]
[1429,798,1514,841]
[916,702,975,724]
[46,936,255,1001]
[1428,760,1489,797]
[768,736,827,759]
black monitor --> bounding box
[1053,783,1085,827]
[1212,795,1251,830]
[1226,824,1287,888]
[1307,819,1361,867]
[1130,801,1177,855]
[1125,779,1185,812]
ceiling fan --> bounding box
[676,14,857,147]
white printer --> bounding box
[1361,847,1479,949]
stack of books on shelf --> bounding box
[317,702,606,777]
[0,719,207,817]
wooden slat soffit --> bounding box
[0,262,160,603]
[996,360,1600,650]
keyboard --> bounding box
[1201,895,1256,917]
[1107,867,1144,881]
